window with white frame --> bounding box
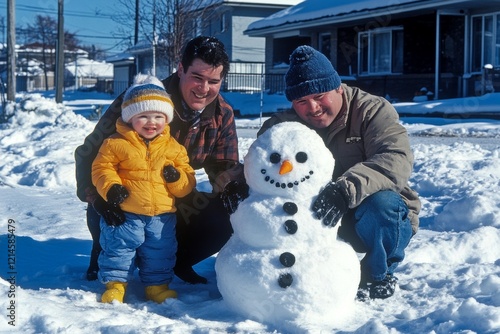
[358,27,403,75]
[471,14,500,72]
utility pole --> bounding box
[152,0,156,76]
[55,0,64,103]
[135,0,139,45]
[7,0,16,101]
[134,0,139,78]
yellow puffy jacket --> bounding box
[92,118,196,216]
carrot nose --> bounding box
[279,160,293,175]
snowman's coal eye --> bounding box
[295,152,307,163]
[270,152,281,164]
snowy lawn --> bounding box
[0,92,499,333]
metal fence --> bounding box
[220,62,286,94]
[113,72,286,96]
[222,72,285,94]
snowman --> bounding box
[215,121,361,331]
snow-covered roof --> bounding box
[125,40,154,54]
[245,0,473,35]
[65,58,113,78]
[106,52,135,63]
[198,0,302,7]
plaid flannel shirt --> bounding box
[75,73,240,202]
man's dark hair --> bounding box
[181,36,230,78]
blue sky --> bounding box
[1,0,127,54]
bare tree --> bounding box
[23,15,80,90]
[80,44,107,61]
[26,16,57,90]
[0,16,6,46]
[112,0,222,74]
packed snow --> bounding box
[216,122,360,332]
[0,91,499,333]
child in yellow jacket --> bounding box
[92,74,196,303]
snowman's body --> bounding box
[215,122,360,330]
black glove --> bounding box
[163,165,181,183]
[311,182,349,228]
[220,180,250,214]
[106,184,129,206]
[92,196,126,227]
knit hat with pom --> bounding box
[121,74,174,123]
[285,45,342,101]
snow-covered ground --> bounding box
[0,91,499,333]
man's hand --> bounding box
[220,180,249,214]
[163,165,181,183]
[106,184,129,206]
[311,182,349,228]
[92,196,126,227]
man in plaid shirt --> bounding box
[75,36,247,284]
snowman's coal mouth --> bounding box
[260,169,314,189]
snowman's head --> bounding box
[244,121,335,199]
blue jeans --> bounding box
[338,190,413,283]
[98,212,177,286]
[88,192,232,276]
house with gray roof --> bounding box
[194,0,302,63]
[245,0,500,101]
[110,0,301,94]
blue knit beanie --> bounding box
[285,45,342,101]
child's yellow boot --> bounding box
[101,281,127,303]
[145,284,178,303]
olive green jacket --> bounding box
[258,84,421,233]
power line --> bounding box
[76,34,129,40]
[1,2,125,49]
[0,2,115,19]
[17,4,114,19]
[0,2,136,53]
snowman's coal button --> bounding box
[283,220,298,234]
[278,273,293,288]
[283,202,298,215]
[279,252,295,267]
